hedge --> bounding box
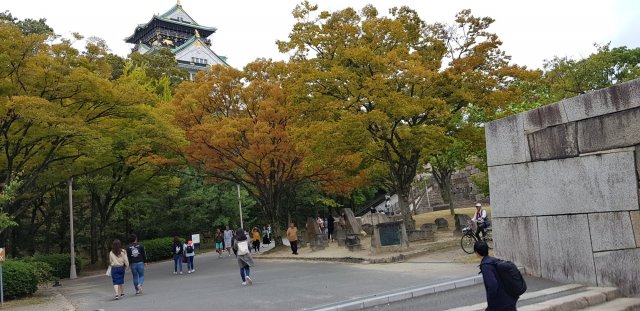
[24,254,81,279]
[143,237,178,262]
[2,261,39,299]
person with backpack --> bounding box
[184,240,196,273]
[233,228,254,286]
[172,236,184,274]
[126,234,147,295]
[475,241,525,311]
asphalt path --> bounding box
[59,248,481,311]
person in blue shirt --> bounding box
[475,241,518,311]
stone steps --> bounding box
[580,298,640,311]
[444,284,586,311]
[518,287,620,311]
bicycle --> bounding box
[460,221,493,254]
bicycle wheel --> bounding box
[461,234,476,254]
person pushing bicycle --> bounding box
[471,203,490,240]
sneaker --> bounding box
[192,269,195,272]
[179,271,183,275]
[173,271,177,275]
[120,294,125,297]
[245,276,253,285]
[187,270,191,274]
[115,295,119,300]
[135,290,140,296]
[241,282,247,286]
[138,285,142,295]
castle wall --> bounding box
[486,79,640,295]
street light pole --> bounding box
[68,178,77,279]
[237,184,243,229]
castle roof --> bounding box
[125,4,216,44]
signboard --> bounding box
[191,234,201,244]
[0,248,4,262]
[379,223,401,246]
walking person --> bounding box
[262,226,271,245]
[214,228,224,258]
[184,240,196,273]
[172,236,184,274]
[109,239,129,300]
[287,223,298,255]
[251,227,261,252]
[267,224,272,240]
[126,234,146,295]
[475,241,518,311]
[327,214,335,242]
[233,228,254,286]
[223,226,234,257]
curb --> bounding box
[255,239,459,264]
[303,275,484,311]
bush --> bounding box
[29,261,54,285]
[2,261,38,299]
[24,254,81,279]
[143,237,177,262]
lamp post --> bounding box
[68,178,77,279]
[237,184,243,229]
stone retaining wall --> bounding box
[486,79,640,295]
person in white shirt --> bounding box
[471,203,489,240]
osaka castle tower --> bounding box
[125,0,228,79]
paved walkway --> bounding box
[53,246,480,311]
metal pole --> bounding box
[69,178,77,279]
[237,184,243,229]
[1,263,4,305]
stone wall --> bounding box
[486,79,640,296]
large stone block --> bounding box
[631,211,640,247]
[538,215,597,284]
[493,217,541,276]
[527,122,578,161]
[588,212,636,252]
[523,102,568,134]
[564,78,640,122]
[486,114,530,167]
[594,248,640,295]
[489,151,639,218]
[577,107,640,153]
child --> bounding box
[214,228,224,258]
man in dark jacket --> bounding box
[127,234,147,295]
[475,241,518,311]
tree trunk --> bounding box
[445,177,455,215]
[397,191,415,231]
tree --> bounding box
[172,60,347,242]
[278,3,469,230]
[425,10,536,214]
[539,44,640,104]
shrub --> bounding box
[29,261,54,285]
[2,261,38,299]
[143,237,176,262]
[24,254,81,279]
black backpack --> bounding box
[483,259,527,297]
[186,244,194,253]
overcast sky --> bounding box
[4,0,639,70]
